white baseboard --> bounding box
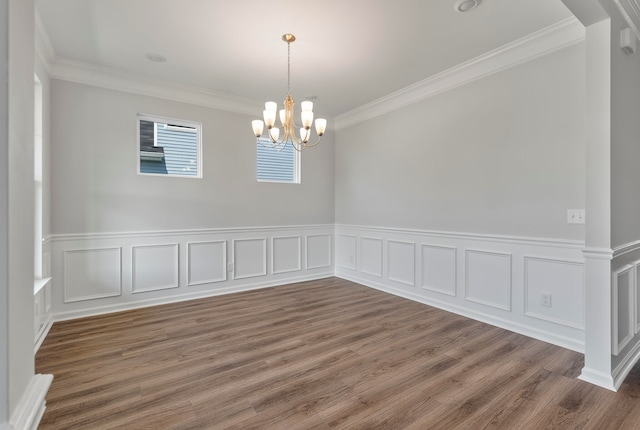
[337,272,584,352]
[335,224,585,353]
[9,374,53,430]
[579,367,617,391]
[612,337,640,391]
[34,318,53,353]
[54,271,333,322]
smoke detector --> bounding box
[454,0,480,12]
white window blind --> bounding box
[256,139,299,183]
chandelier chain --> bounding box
[287,40,291,95]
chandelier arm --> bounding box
[258,136,288,151]
[302,136,322,148]
[290,136,322,152]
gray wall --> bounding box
[607,4,640,249]
[51,80,335,235]
[594,0,640,372]
[4,0,36,418]
[335,43,586,241]
[0,0,8,422]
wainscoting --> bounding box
[50,223,640,390]
[49,223,589,352]
[610,242,640,389]
[49,225,334,320]
[335,224,586,352]
[34,239,53,351]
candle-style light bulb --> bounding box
[301,111,314,129]
[269,127,280,141]
[300,128,310,143]
[252,120,264,137]
[315,118,327,136]
[263,109,276,128]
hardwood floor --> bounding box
[36,277,640,429]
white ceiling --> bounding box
[35,0,574,118]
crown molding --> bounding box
[334,16,585,131]
[34,5,261,117]
[34,8,55,70]
[35,11,583,128]
[48,58,261,117]
[614,0,640,41]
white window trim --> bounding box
[137,113,203,179]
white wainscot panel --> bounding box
[337,234,357,270]
[524,257,584,329]
[43,251,52,278]
[465,249,512,311]
[360,237,383,277]
[187,241,227,286]
[272,236,301,274]
[233,238,267,280]
[64,247,122,302]
[132,244,179,293]
[613,265,634,355]
[421,244,457,296]
[306,234,331,269]
[387,240,415,286]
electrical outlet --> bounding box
[227,262,234,272]
[541,292,552,308]
[567,209,585,224]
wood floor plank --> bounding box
[36,277,640,429]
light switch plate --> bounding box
[567,209,585,224]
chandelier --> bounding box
[251,34,327,151]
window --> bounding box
[256,139,300,183]
[137,114,202,178]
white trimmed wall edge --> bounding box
[9,374,53,430]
